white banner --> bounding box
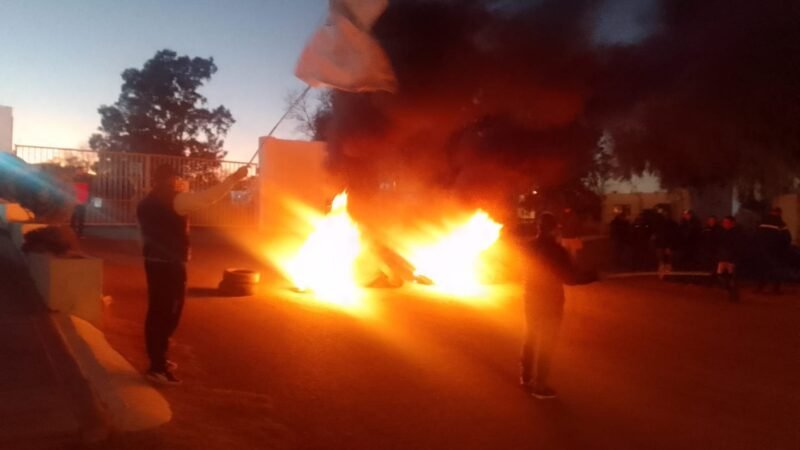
[295,0,397,93]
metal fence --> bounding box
[13,145,258,227]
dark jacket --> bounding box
[653,216,678,250]
[756,216,792,263]
[717,226,741,263]
[137,191,190,263]
[679,217,703,248]
[524,236,593,307]
[609,215,631,245]
[701,225,723,260]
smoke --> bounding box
[593,0,800,193]
[321,0,800,208]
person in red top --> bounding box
[70,171,91,238]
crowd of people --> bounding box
[609,206,798,299]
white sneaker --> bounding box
[146,370,182,386]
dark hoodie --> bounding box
[756,215,791,263]
[525,235,592,308]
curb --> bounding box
[51,313,172,433]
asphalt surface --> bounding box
[0,232,103,450]
[82,231,800,450]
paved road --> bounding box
[83,233,800,450]
[0,233,101,450]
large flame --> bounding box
[396,210,503,296]
[283,192,364,308]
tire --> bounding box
[218,279,256,297]
[222,268,260,284]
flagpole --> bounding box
[246,84,313,166]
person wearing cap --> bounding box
[136,164,248,385]
[520,212,595,399]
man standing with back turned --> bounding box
[137,164,248,385]
[521,212,594,399]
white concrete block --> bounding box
[26,253,104,327]
[53,314,172,432]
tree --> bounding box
[285,88,333,141]
[90,49,234,159]
[598,1,800,199]
[582,132,621,195]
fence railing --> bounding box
[13,145,258,227]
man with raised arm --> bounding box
[137,164,248,385]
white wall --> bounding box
[603,172,661,194]
[258,137,335,233]
[775,194,799,244]
[0,105,12,152]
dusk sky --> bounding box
[1,0,326,161]
[1,0,655,162]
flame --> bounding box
[396,210,503,296]
[283,192,365,308]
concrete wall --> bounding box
[775,194,799,244]
[258,137,337,233]
[689,185,734,220]
[603,173,661,194]
[0,105,12,152]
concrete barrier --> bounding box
[26,253,104,327]
[53,314,172,432]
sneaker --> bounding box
[146,369,182,386]
[530,386,557,400]
[166,360,178,371]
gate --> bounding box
[13,145,258,227]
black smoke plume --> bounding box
[320,0,800,207]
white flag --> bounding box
[295,0,397,93]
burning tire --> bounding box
[218,268,260,296]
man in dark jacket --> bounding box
[521,212,594,399]
[653,208,678,278]
[137,164,248,384]
[609,210,631,270]
[678,209,703,269]
[755,207,792,294]
[716,216,741,302]
[701,215,722,272]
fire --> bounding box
[283,192,364,308]
[396,210,503,296]
[265,190,503,310]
